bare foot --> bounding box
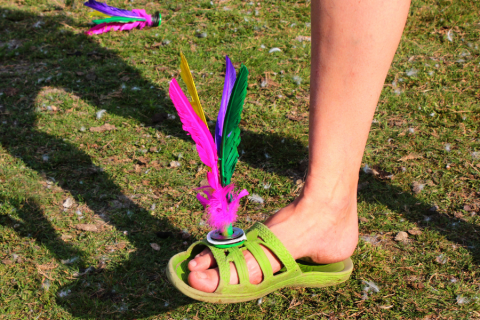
[187,180,359,293]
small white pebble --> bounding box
[150,243,160,251]
[445,143,451,152]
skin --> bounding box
[187,0,412,293]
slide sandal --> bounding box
[167,222,353,304]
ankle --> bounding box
[300,175,357,215]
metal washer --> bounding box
[207,227,246,246]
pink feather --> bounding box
[169,79,220,189]
[85,9,152,35]
[197,184,249,230]
[169,78,249,230]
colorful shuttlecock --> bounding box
[169,54,249,235]
[84,0,161,35]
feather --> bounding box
[85,9,151,35]
[84,0,141,19]
[88,11,111,18]
[169,79,220,189]
[197,184,248,230]
[220,65,248,186]
[92,17,145,24]
[215,56,236,155]
[170,61,249,233]
[180,52,208,127]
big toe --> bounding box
[188,268,221,293]
[188,248,216,271]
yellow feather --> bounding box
[88,11,111,19]
[180,52,208,127]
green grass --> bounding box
[0,0,479,318]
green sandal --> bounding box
[166,222,353,304]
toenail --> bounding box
[196,272,207,279]
[189,260,197,267]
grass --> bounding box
[0,0,479,318]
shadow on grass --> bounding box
[357,175,480,264]
[0,5,478,319]
[0,196,85,266]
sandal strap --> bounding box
[206,242,230,291]
[227,247,249,285]
[243,240,273,280]
[187,223,298,293]
[249,222,297,272]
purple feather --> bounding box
[215,56,236,154]
[84,0,141,19]
[85,9,151,35]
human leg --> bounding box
[187,0,411,293]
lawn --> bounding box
[0,0,479,318]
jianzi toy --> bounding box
[83,0,161,35]
[169,53,249,248]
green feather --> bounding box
[220,65,248,186]
[92,17,146,24]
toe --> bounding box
[188,248,217,271]
[243,250,264,285]
[188,268,221,293]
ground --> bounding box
[0,0,479,319]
